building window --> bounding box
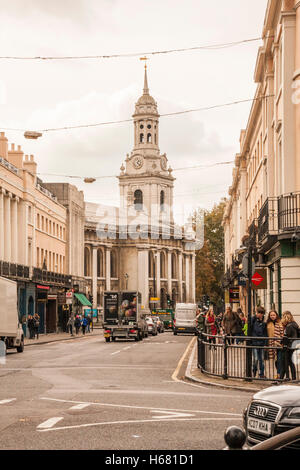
[148,252,154,278]
[140,133,144,143]
[160,252,166,278]
[160,190,165,211]
[147,133,152,143]
[134,190,143,211]
[84,247,91,277]
[110,251,117,278]
[97,249,103,277]
[171,253,177,279]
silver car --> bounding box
[145,317,158,336]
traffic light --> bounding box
[167,294,171,307]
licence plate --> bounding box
[178,328,186,330]
[247,418,272,436]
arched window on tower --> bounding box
[140,133,144,143]
[147,133,152,143]
[134,190,143,211]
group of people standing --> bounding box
[197,305,299,381]
[67,314,92,336]
[27,314,40,339]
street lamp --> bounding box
[24,131,43,140]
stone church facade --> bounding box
[84,68,196,312]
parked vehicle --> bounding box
[243,385,300,450]
[173,303,198,335]
[152,309,174,330]
[145,317,158,336]
[152,316,164,333]
[103,291,147,342]
[0,276,24,353]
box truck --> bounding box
[0,276,24,353]
[103,291,147,342]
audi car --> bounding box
[243,385,300,450]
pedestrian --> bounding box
[250,306,267,379]
[205,307,217,348]
[266,311,284,379]
[222,307,243,344]
[86,315,91,333]
[280,311,299,381]
[74,315,81,335]
[27,315,35,339]
[67,315,74,336]
[33,313,40,339]
[82,316,87,335]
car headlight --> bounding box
[286,407,300,420]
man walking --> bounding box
[251,306,267,379]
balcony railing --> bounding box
[258,197,278,242]
[32,268,72,287]
[0,261,30,279]
[278,192,300,232]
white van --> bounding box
[174,303,197,335]
[0,276,24,353]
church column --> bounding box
[191,254,196,303]
[92,246,98,309]
[185,255,190,302]
[178,252,183,302]
[106,248,111,291]
[167,250,172,296]
[155,251,160,300]
[138,248,149,311]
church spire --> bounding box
[143,63,149,95]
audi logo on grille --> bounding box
[253,406,269,418]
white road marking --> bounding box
[69,403,90,410]
[37,417,239,432]
[37,417,64,429]
[151,410,195,419]
[111,350,121,356]
[122,347,131,351]
[0,399,16,405]
[40,397,241,416]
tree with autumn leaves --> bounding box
[194,199,226,310]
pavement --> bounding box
[25,330,265,392]
[24,326,103,347]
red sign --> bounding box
[37,285,50,290]
[251,269,267,289]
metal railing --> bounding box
[32,267,72,287]
[258,193,300,243]
[0,261,30,279]
[197,331,300,383]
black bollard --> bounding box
[223,426,247,450]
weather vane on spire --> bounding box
[140,56,148,70]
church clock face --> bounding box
[133,156,144,169]
[161,156,167,170]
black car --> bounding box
[243,385,300,450]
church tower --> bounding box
[119,65,175,227]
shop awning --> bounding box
[74,293,92,307]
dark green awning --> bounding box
[74,293,92,307]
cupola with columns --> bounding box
[119,64,175,225]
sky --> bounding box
[0,0,269,223]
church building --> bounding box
[84,67,196,312]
